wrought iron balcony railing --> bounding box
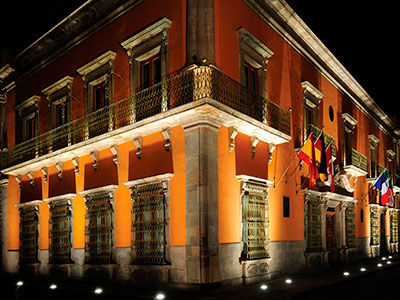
[344,147,368,174]
[0,65,291,170]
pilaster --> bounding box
[184,121,219,284]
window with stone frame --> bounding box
[42,76,73,152]
[76,51,116,139]
[17,201,41,264]
[46,195,74,264]
[238,177,270,260]
[81,186,117,264]
[238,27,273,123]
[15,96,40,143]
[387,149,396,179]
[368,134,379,179]
[121,18,171,122]
[301,81,323,142]
[342,113,358,168]
[390,210,398,246]
[124,173,172,265]
[345,203,356,248]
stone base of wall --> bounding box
[356,237,370,258]
[341,247,358,264]
[3,250,19,274]
[268,240,306,277]
[241,258,271,284]
[304,251,329,268]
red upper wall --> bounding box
[11,0,186,134]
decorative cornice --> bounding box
[302,81,324,102]
[123,173,174,189]
[76,51,116,78]
[79,184,119,197]
[41,76,73,97]
[368,134,380,147]
[44,193,76,204]
[0,64,14,80]
[237,27,274,61]
[2,0,143,85]
[121,17,172,52]
[15,95,40,114]
[342,113,358,128]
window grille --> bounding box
[241,182,269,260]
[85,192,114,264]
[345,203,356,248]
[19,205,40,263]
[131,183,166,264]
[49,199,72,263]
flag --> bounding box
[387,178,395,207]
[381,176,395,207]
[314,131,327,181]
[297,133,318,187]
[326,143,334,193]
[374,169,393,206]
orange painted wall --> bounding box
[129,132,173,181]
[218,126,240,243]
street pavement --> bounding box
[2,254,399,299]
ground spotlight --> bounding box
[16,281,24,287]
[155,292,166,300]
[343,271,350,276]
[387,261,392,265]
[260,284,268,290]
[389,256,393,259]
[360,267,366,272]
[382,257,387,261]
[285,278,292,284]
[94,288,103,295]
[377,263,383,267]
[49,284,57,290]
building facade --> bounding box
[1,0,399,286]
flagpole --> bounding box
[274,133,314,190]
[358,168,387,203]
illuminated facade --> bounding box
[1,0,399,286]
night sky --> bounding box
[1,0,398,125]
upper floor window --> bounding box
[76,50,116,114]
[121,18,171,122]
[238,27,273,97]
[15,95,40,142]
[140,55,161,90]
[368,134,380,179]
[301,81,323,141]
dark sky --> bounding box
[285,0,399,124]
[1,0,398,124]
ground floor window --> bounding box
[84,190,115,264]
[48,198,73,264]
[131,182,167,264]
[18,202,40,263]
[240,180,269,260]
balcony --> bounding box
[367,162,385,182]
[1,65,291,174]
[344,148,368,178]
[309,124,336,157]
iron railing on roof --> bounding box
[0,65,291,170]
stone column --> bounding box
[184,121,219,284]
[186,0,215,65]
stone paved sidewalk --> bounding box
[2,254,398,299]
